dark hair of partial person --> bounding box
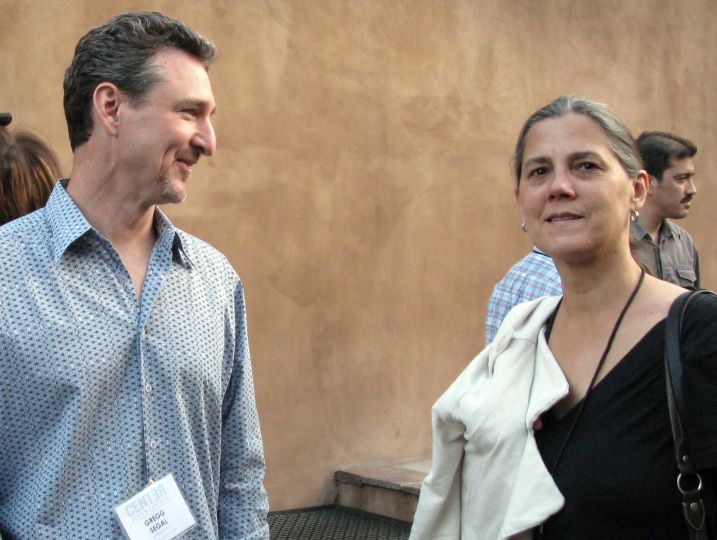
[635,131,697,182]
[63,11,217,152]
[512,96,642,186]
[0,127,61,226]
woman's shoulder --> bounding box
[648,275,686,297]
[682,288,717,333]
[673,288,717,379]
[644,277,717,332]
[679,289,717,468]
[628,277,685,333]
[685,288,717,310]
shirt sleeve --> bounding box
[217,281,270,539]
[486,284,509,345]
[682,291,717,469]
[486,253,562,346]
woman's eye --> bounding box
[577,162,598,171]
[529,167,547,177]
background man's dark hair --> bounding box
[635,131,697,182]
[63,11,216,151]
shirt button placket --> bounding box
[139,324,157,475]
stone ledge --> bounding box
[334,460,430,522]
[335,460,430,496]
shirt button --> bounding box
[149,440,158,450]
[144,383,153,394]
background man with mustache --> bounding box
[631,131,700,289]
[0,12,269,538]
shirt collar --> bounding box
[659,219,678,240]
[630,220,651,240]
[154,209,194,269]
[46,179,192,269]
[46,179,93,263]
[632,218,679,242]
[531,246,551,258]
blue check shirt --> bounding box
[485,248,562,344]
[0,181,269,539]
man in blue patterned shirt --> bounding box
[485,248,562,344]
[0,12,269,539]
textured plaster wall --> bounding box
[2,0,715,510]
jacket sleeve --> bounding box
[409,348,491,540]
[408,410,467,539]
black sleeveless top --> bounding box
[536,293,717,539]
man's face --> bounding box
[117,47,216,205]
[647,156,696,220]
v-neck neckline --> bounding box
[544,317,666,424]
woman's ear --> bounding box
[632,170,649,210]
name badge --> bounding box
[114,474,197,540]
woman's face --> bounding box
[515,113,646,264]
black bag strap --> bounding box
[665,289,715,540]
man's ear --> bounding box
[645,174,656,194]
[92,82,123,136]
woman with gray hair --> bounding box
[409,96,717,539]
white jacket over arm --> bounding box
[410,296,571,540]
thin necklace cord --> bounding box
[548,268,646,475]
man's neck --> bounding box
[66,151,157,248]
[637,204,665,243]
[66,166,158,300]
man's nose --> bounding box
[193,118,216,157]
[686,178,697,195]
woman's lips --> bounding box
[546,213,582,223]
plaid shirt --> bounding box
[485,248,562,344]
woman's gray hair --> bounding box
[512,96,642,185]
[63,11,216,151]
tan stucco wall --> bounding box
[3,0,715,510]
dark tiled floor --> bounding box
[269,506,411,540]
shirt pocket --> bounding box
[675,265,697,288]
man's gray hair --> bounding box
[63,11,216,151]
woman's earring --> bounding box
[521,221,527,232]
[630,209,640,222]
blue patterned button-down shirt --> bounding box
[0,182,269,539]
[485,248,562,344]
